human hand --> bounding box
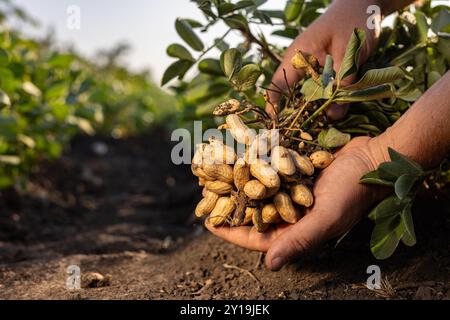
[266,0,382,119]
[205,137,389,271]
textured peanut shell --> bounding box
[243,179,267,200]
[310,150,334,169]
[205,181,233,195]
[250,159,280,189]
[274,192,300,224]
[262,203,281,224]
[195,191,220,218]
[290,184,314,207]
[203,163,234,184]
[209,197,236,226]
[288,149,314,176]
[271,145,296,176]
[250,207,269,233]
[226,114,255,145]
[233,158,250,190]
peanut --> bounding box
[262,203,281,224]
[310,150,334,169]
[205,180,233,195]
[205,137,236,164]
[290,184,314,207]
[248,129,279,159]
[209,197,236,226]
[263,186,279,199]
[191,165,215,181]
[300,131,313,141]
[274,192,300,224]
[243,179,267,200]
[203,163,234,184]
[198,177,206,187]
[250,159,280,189]
[226,114,255,145]
[195,191,220,217]
[271,145,296,176]
[250,207,269,233]
[288,149,314,176]
[213,99,240,116]
[233,158,250,190]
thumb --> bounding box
[265,213,332,271]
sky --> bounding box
[10,0,284,84]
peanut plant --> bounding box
[164,0,450,259]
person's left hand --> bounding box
[205,137,388,271]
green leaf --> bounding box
[368,195,404,221]
[166,43,195,62]
[317,127,350,148]
[214,38,229,51]
[333,84,395,103]
[394,174,417,199]
[284,0,303,22]
[198,59,224,76]
[224,14,249,31]
[414,11,429,43]
[322,55,334,86]
[218,3,237,15]
[48,54,75,68]
[234,64,262,91]
[378,161,414,181]
[360,171,395,187]
[300,78,324,101]
[388,148,423,174]
[0,48,10,66]
[338,28,366,82]
[431,9,450,33]
[220,48,242,79]
[175,18,204,51]
[272,28,299,39]
[184,18,203,28]
[400,203,416,246]
[344,67,404,91]
[161,60,193,86]
[370,214,403,260]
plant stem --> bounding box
[300,92,337,129]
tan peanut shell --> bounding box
[310,150,334,169]
[290,184,314,207]
[262,203,281,224]
[271,146,296,176]
[250,159,280,189]
[243,179,267,200]
[198,177,206,187]
[191,165,215,181]
[242,207,253,225]
[226,114,255,145]
[205,137,236,164]
[203,163,234,184]
[209,197,236,226]
[248,129,279,159]
[233,158,250,190]
[250,207,269,233]
[274,192,300,224]
[205,181,233,195]
[288,149,314,176]
[300,131,313,141]
[213,99,240,116]
[192,143,207,166]
[195,191,220,217]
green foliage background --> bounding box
[0,1,178,189]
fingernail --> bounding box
[270,256,285,271]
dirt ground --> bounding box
[0,128,449,300]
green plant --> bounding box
[0,3,177,190]
[164,0,450,259]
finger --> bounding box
[265,212,332,271]
[205,219,291,252]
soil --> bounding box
[0,128,449,300]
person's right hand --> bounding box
[266,0,382,119]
